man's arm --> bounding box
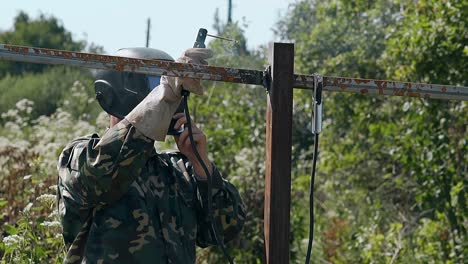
[194,165,246,247]
[58,119,154,208]
[171,113,246,245]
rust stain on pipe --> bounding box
[375,80,387,95]
[407,92,421,98]
[355,78,370,84]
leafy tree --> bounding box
[380,0,467,260]
[0,12,103,121]
[213,9,250,56]
[0,11,86,78]
[275,0,399,78]
[277,0,467,262]
[382,0,467,85]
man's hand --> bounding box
[172,113,212,179]
[125,48,212,142]
[161,48,213,100]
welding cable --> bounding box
[305,133,319,264]
[181,90,234,264]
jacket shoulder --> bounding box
[57,133,99,170]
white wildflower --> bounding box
[2,234,24,247]
[36,194,56,204]
[73,80,83,89]
[40,221,62,229]
[2,109,18,119]
[23,202,33,213]
[15,99,34,111]
[48,209,59,218]
[4,121,21,132]
[49,185,58,192]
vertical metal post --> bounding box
[146,18,151,48]
[227,0,233,23]
[264,42,294,264]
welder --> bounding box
[57,47,245,263]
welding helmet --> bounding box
[94,47,174,119]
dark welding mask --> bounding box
[94,47,174,119]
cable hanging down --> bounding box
[305,133,319,263]
[181,90,234,264]
[305,73,323,264]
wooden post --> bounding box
[264,42,294,264]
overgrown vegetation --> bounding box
[1,2,466,263]
[276,0,467,263]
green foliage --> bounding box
[0,66,99,121]
[275,0,399,78]
[1,194,66,264]
[0,85,107,261]
[0,11,103,123]
[381,0,468,85]
[0,11,86,78]
[277,0,467,262]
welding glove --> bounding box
[125,48,213,141]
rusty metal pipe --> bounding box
[1,44,467,101]
[294,75,468,101]
[0,44,264,85]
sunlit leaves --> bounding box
[277,0,466,262]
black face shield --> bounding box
[94,72,162,119]
[94,48,173,119]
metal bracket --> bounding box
[312,73,323,134]
[263,65,272,92]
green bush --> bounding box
[0,82,107,262]
[0,67,100,122]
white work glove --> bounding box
[125,48,213,141]
[163,48,213,97]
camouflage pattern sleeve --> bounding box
[59,119,154,208]
[194,166,246,247]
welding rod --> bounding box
[206,34,236,42]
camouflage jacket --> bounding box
[57,120,246,263]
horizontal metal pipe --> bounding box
[1,44,467,101]
[0,44,264,86]
[294,75,468,101]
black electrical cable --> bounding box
[305,133,319,264]
[181,91,234,264]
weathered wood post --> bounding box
[264,42,294,264]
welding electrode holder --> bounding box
[193,28,208,48]
[167,28,208,136]
[312,73,323,134]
